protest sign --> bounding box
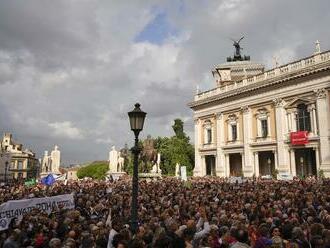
[0,194,74,231]
[180,166,187,181]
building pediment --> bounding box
[284,97,314,109]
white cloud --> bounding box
[48,121,84,140]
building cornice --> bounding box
[189,50,330,109]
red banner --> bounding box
[290,131,309,145]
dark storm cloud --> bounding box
[0,0,329,164]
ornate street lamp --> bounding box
[128,103,146,234]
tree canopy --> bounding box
[155,119,194,175]
[77,161,108,179]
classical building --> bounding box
[0,144,12,182]
[189,41,330,178]
[41,145,61,175]
[0,133,39,179]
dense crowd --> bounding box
[0,176,330,248]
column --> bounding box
[193,118,202,176]
[289,149,296,176]
[273,98,289,171]
[315,88,330,169]
[241,107,252,174]
[291,111,297,132]
[254,152,259,177]
[216,113,225,176]
[315,147,320,173]
[312,108,318,135]
[225,154,230,177]
[274,150,278,170]
[201,156,206,176]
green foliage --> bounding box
[172,119,186,139]
[77,161,108,180]
[155,119,195,175]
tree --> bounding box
[77,161,108,179]
[172,119,186,139]
[155,119,195,175]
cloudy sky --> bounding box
[0,0,329,165]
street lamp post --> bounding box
[128,103,146,234]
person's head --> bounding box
[271,227,281,237]
[49,238,61,248]
[292,227,304,241]
[236,228,249,244]
[183,228,195,242]
[258,224,269,238]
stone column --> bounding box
[315,147,320,174]
[254,152,259,177]
[315,88,330,171]
[216,113,225,177]
[193,118,202,176]
[273,98,289,171]
[274,150,278,170]
[289,149,296,176]
[201,155,205,176]
[312,108,318,135]
[225,154,230,177]
[241,106,252,175]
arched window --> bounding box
[296,104,311,131]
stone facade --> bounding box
[0,133,39,179]
[189,47,330,178]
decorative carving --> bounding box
[255,108,269,119]
[240,106,249,113]
[273,98,284,108]
[227,114,238,122]
[315,40,321,54]
[314,88,327,99]
[216,112,222,119]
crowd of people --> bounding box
[0,176,330,248]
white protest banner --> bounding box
[229,176,243,184]
[180,166,187,181]
[0,194,74,231]
[277,173,293,181]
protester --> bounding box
[0,177,329,248]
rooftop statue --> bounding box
[231,36,244,58]
[227,36,250,62]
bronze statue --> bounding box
[140,135,157,172]
[231,36,244,58]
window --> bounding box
[207,129,212,144]
[261,119,268,137]
[203,120,213,144]
[232,124,237,141]
[18,161,23,170]
[296,104,311,131]
[256,108,270,138]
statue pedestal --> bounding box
[107,171,126,180]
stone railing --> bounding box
[195,50,330,101]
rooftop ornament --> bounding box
[227,36,250,62]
